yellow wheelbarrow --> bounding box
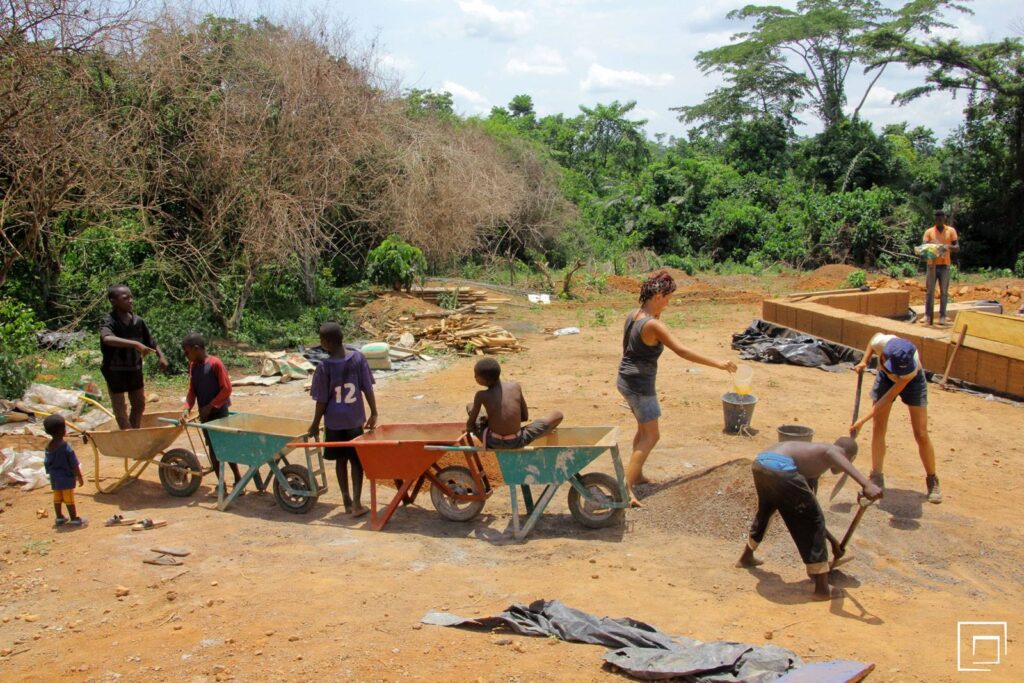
[47,398,207,497]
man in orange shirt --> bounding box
[922,208,959,326]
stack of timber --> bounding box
[407,285,510,306]
[361,313,524,355]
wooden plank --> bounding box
[960,336,1024,362]
[776,660,874,683]
[952,310,1024,348]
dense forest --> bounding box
[2,1,1023,362]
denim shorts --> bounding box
[617,384,661,423]
[871,369,928,407]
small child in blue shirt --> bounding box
[308,322,377,516]
[43,414,85,527]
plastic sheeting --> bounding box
[0,447,47,491]
[422,599,803,681]
[731,320,861,368]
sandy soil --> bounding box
[1,277,1022,682]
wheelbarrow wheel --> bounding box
[159,449,202,497]
[568,472,625,529]
[430,466,485,522]
[273,464,318,514]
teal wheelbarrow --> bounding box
[169,413,326,513]
[430,426,628,540]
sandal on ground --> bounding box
[131,518,167,531]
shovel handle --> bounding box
[850,371,864,437]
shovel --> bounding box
[829,371,864,502]
[830,493,875,568]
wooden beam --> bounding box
[952,310,1024,348]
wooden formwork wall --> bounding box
[761,291,1024,398]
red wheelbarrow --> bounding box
[294,422,492,531]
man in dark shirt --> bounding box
[99,284,167,429]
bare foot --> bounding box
[629,496,644,508]
[350,505,369,518]
[737,547,764,568]
[812,574,832,600]
[635,475,655,486]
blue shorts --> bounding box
[618,384,661,423]
[871,369,928,407]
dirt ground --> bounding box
[2,275,1022,682]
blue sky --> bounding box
[233,0,1022,140]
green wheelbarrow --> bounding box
[430,426,628,540]
[167,413,326,513]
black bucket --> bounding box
[777,424,814,442]
[722,392,757,434]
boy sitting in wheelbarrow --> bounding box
[466,358,562,449]
[736,437,882,600]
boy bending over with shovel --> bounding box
[737,437,882,600]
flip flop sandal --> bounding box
[150,547,191,557]
[105,514,138,527]
[131,518,167,531]
[66,518,87,527]
[143,555,182,566]
[54,517,68,527]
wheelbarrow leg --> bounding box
[218,461,262,511]
[370,478,419,531]
[520,485,536,514]
[515,484,559,541]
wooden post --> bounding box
[940,325,968,388]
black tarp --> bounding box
[422,599,803,681]
[731,320,861,368]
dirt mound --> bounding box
[353,294,444,331]
[605,274,640,293]
[795,264,859,292]
[635,458,766,541]
[672,279,766,305]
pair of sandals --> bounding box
[103,514,166,531]
[55,517,86,528]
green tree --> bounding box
[689,0,965,131]
[880,36,1024,265]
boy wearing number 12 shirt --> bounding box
[308,322,378,516]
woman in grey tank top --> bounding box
[617,271,737,507]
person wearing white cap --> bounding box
[850,333,941,503]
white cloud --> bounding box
[580,64,674,93]
[379,53,416,72]
[441,80,491,113]
[458,0,532,41]
[506,46,567,75]
[573,46,598,62]
[625,107,659,122]
[930,18,990,43]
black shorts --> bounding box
[101,369,145,394]
[324,427,363,462]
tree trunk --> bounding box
[227,269,258,332]
[533,259,555,293]
[561,259,585,298]
[299,252,318,305]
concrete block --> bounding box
[795,307,814,334]
[812,310,844,344]
[921,337,949,374]
[866,291,897,317]
[893,289,910,311]
[950,346,979,384]
[976,352,1010,394]
[841,316,875,352]
[1008,360,1024,398]
[761,300,779,324]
